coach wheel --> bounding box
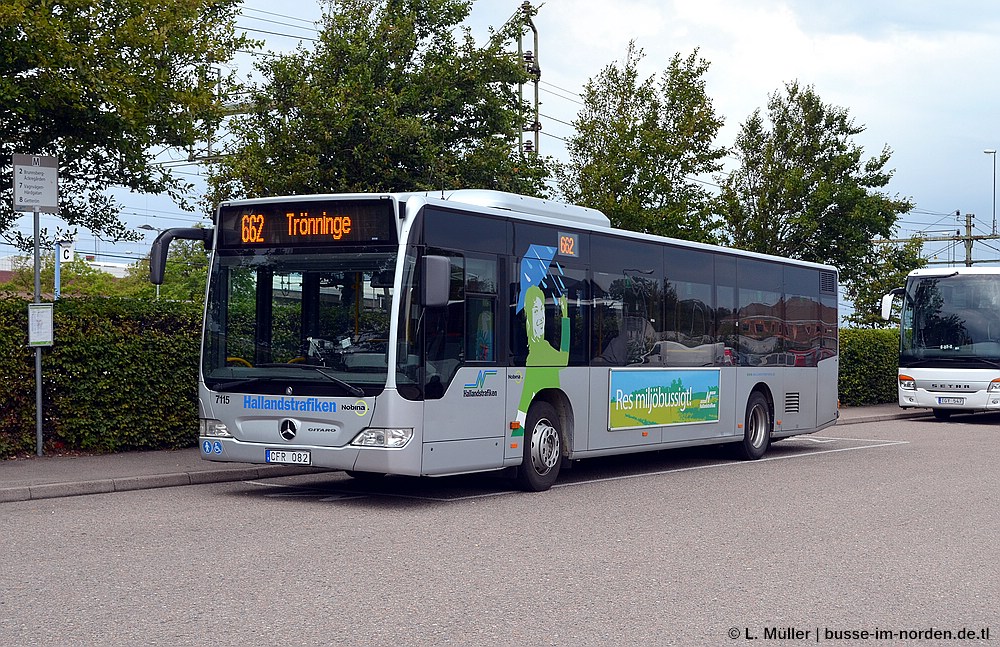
[738,391,771,460]
[516,402,562,492]
[932,409,952,421]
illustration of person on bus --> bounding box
[514,245,571,433]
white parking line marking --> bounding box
[244,436,910,501]
[552,439,909,490]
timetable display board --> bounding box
[217,199,398,249]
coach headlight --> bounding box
[989,378,1000,393]
[898,374,916,391]
[351,427,413,448]
[200,418,232,437]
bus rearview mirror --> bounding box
[881,288,904,320]
[422,255,450,307]
[149,228,214,285]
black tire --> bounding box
[932,409,952,421]
[515,402,562,492]
[738,391,771,460]
[345,470,386,481]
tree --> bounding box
[718,81,913,284]
[843,237,925,328]
[0,0,252,248]
[1,255,124,298]
[556,42,727,243]
[0,241,207,301]
[123,239,210,302]
[207,0,548,203]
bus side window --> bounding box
[468,299,495,361]
[465,256,498,363]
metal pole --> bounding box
[33,206,43,456]
[985,149,996,235]
[54,242,61,301]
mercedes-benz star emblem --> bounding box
[279,419,298,441]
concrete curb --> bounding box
[0,465,319,503]
[836,409,933,426]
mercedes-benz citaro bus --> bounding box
[151,190,839,491]
[882,266,1000,420]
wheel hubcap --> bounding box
[748,403,768,448]
[530,419,560,475]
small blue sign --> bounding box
[202,440,212,454]
[213,441,223,455]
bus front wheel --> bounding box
[738,391,771,460]
[516,402,562,492]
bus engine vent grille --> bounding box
[820,271,837,294]
[784,392,801,414]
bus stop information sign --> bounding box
[13,154,59,457]
[13,154,59,212]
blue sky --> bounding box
[10,0,1000,269]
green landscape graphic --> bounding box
[609,369,720,430]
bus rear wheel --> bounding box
[515,402,562,492]
[738,391,771,460]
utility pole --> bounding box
[517,1,541,156]
[873,211,1000,266]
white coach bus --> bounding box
[883,266,1000,419]
[151,190,839,491]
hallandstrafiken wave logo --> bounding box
[463,370,498,397]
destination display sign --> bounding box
[217,199,397,248]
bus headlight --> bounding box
[898,374,916,391]
[351,428,413,448]
[200,418,232,437]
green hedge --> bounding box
[838,327,900,406]
[0,297,201,458]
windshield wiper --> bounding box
[257,363,366,397]
[211,377,267,391]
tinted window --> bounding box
[424,207,508,254]
[738,258,784,366]
[591,236,662,366]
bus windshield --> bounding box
[901,273,1000,365]
[202,249,397,396]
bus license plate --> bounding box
[265,449,311,465]
[938,397,965,405]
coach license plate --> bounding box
[938,397,965,405]
[265,449,311,465]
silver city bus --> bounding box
[152,190,840,491]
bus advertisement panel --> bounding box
[609,369,721,430]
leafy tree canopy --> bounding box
[0,0,252,249]
[843,237,926,328]
[556,42,727,243]
[718,81,913,284]
[207,0,548,202]
[2,239,207,301]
